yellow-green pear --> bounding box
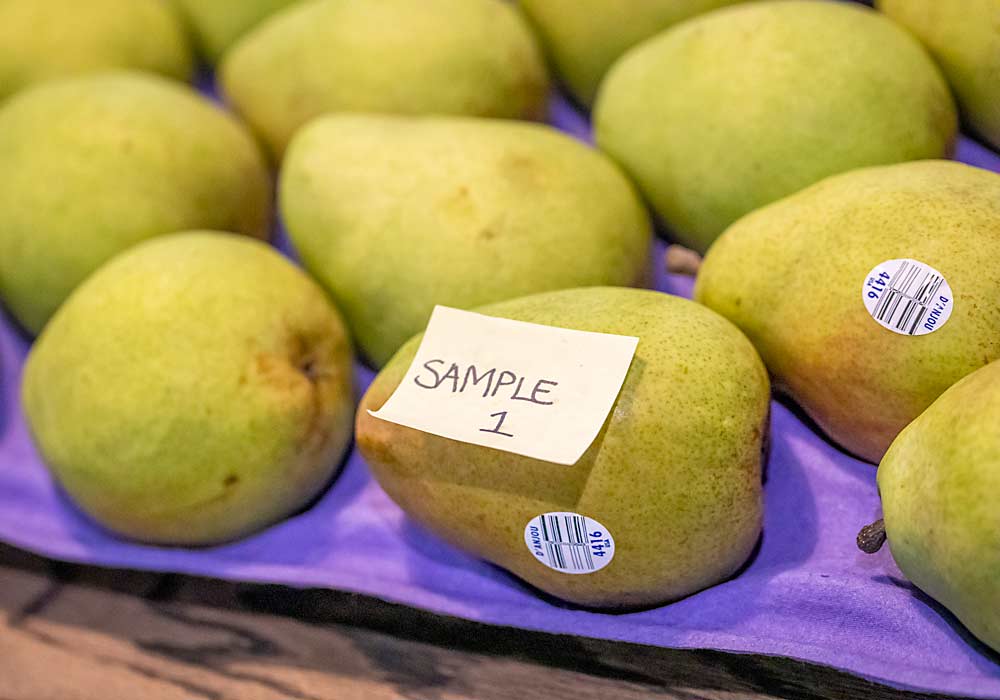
[594,0,957,253]
[22,232,355,546]
[861,359,1000,654]
[280,114,651,367]
[878,0,1000,152]
[0,0,192,101]
[357,287,769,608]
[518,0,757,106]
[221,0,549,159]
[0,72,271,335]
[695,160,1000,464]
[170,0,302,63]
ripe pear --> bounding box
[594,0,957,253]
[220,0,548,159]
[518,0,756,106]
[280,114,651,368]
[22,232,355,545]
[695,160,1000,464]
[861,359,1000,654]
[0,72,271,335]
[0,0,192,101]
[878,0,1000,152]
[357,287,769,608]
[170,0,302,63]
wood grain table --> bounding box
[0,543,968,700]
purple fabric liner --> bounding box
[2,93,1000,698]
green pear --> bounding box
[594,0,957,253]
[518,0,756,106]
[695,160,1000,464]
[170,0,302,63]
[220,0,549,159]
[357,287,769,608]
[0,71,271,335]
[878,0,1000,152]
[280,114,651,368]
[0,0,192,101]
[861,359,1000,654]
[22,232,355,545]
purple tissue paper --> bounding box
[2,95,1000,698]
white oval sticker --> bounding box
[524,512,615,574]
[862,258,953,336]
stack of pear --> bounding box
[23,233,355,545]
[0,72,271,335]
[861,358,1000,654]
[221,0,548,159]
[594,0,956,253]
[0,0,192,100]
[280,114,651,367]
[519,0,756,107]
[695,160,1000,463]
[878,0,1000,151]
[357,287,770,608]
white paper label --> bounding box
[368,306,638,465]
[524,512,615,574]
[862,258,953,336]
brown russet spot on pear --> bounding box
[357,287,770,608]
[695,160,1000,463]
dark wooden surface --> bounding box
[0,543,964,700]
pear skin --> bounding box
[0,72,271,335]
[170,0,301,63]
[220,0,548,159]
[519,0,757,106]
[878,0,1000,152]
[357,287,769,608]
[280,115,651,367]
[22,232,355,545]
[594,0,956,253]
[875,359,1000,654]
[0,0,192,100]
[695,160,1000,463]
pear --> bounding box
[594,0,957,253]
[518,0,756,107]
[357,286,769,608]
[280,114,651,368]
[220,0,548,159]
[22,232,355,545]
[859,359,1000,654]
[0,0,192,101]
[0,71,271,335]
[878,0,1000,152]
[694,160,1000,464]
[170,0,302,63]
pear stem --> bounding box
[857,518,887,554]
[664,245,703,276]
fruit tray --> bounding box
[2,96,1000,698]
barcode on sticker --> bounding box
[524,512,615,574]
[862,259,954,337]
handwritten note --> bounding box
[368,306,638,465]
